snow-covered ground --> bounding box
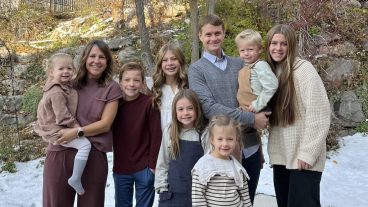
[1,133,367,207]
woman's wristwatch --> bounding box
[77,127,84,137]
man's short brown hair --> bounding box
[199,14,225,33]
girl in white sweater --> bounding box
[191,114,252,207]
[264,24,330,207]
[151,43,188,131]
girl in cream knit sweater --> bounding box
[264,24,330,207]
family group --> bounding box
[34,13,330,207]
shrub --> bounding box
[0,124,46,173]
[22,85,43,116]
[215,0,272,57]
[356,80,368,117]
[326,123,342,152]
[356,121,368,135]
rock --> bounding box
[0,114,35,127]
[1,79,28,95]
[123,8,136,21]
[319,42,357,56]
[361,38,368,51]
[162,4,186,17]
[171,39,182,48]
[0,47,10,59]
[126,18,138,28]
[73,55,81,68]
[13,64,28,77]
[137,39,156,51]
[326,59,360,81]
[320,22,330,29]
[330,91,365,127]
[118,47,140,64]
[106,38,133,51]
[56,48,70,53]
[365,2,368,9]
[0,47,16,61]
[16,52,36,63]
[314,32,341,46]
[326,58,360,81]
[73,46,84,55]
[338,128,356,137]
[344,0,361,8]
[3,64,27,78]
[0,95,23,112]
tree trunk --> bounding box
[207,0,215,14]
[113,0,125,30]
[189,0,199,64]
[134,0,155,76]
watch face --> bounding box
[78,131,84,137]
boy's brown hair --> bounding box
[119,62,145,82]
[199,14,225,33]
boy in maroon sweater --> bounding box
[112,62,162,207]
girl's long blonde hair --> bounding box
[42,53,74,82]
[169,89,203,160]
[207,114,243,151]
[151,43,188,109]
[264,24,299,127]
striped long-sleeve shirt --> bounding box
[192,172,252,207]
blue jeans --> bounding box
[113,166,155,207]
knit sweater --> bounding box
[112,93,162,174]
[188,56,258,148]
[268,58,330,172]
[191,153,251,207]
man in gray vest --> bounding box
[188,14,270,205]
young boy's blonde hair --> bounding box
[235,29,262,46]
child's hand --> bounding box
[248,105,256,113]
[150,168,155,174]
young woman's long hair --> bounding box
[75,39,117,88]
[264,24,299,127]
[151,43,188,109]
[169,89,203,160]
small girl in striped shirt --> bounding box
[191,114,252,207]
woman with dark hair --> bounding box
[43,39,122,206]
[264,24,330,207]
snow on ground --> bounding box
[0,133,367,207]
